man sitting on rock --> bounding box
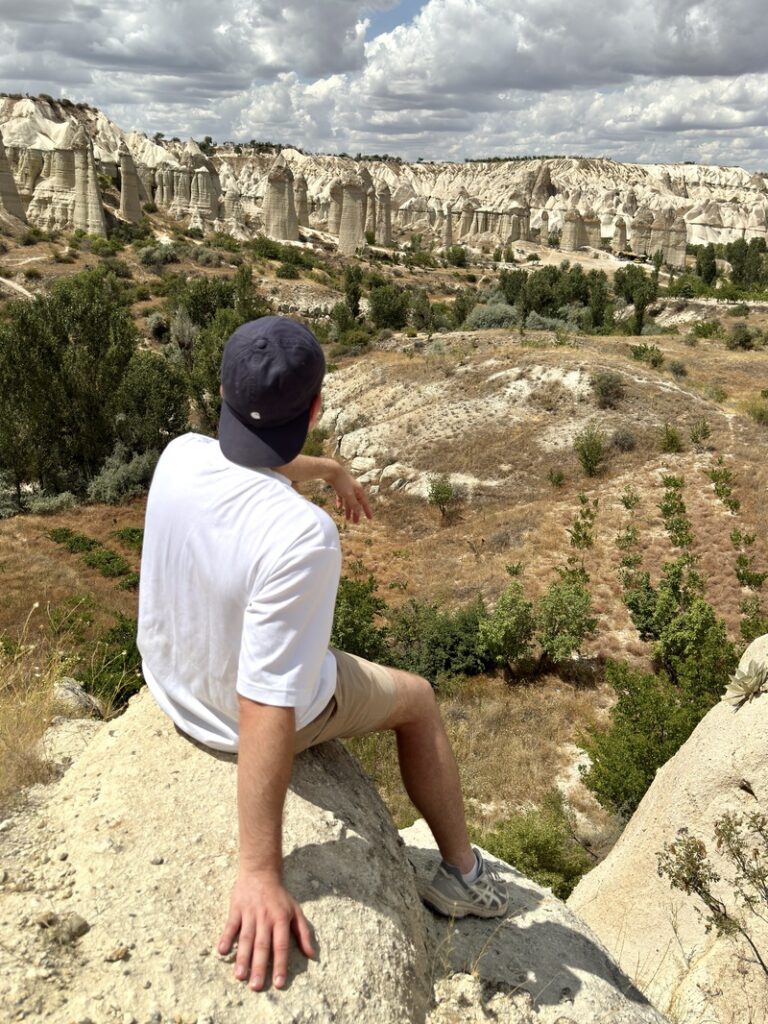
[137,315,507,994]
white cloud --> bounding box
[2,0,768,167]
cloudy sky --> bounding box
[2,0,768,168]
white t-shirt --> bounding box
[137,433,341,752]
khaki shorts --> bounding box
[293,648,397,754]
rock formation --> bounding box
[612,215,627,251]
[583,208,602,248]
[442,203,453,247]
[328,178,344,235]
[294,173,309,227]
[562,208,588,251]
[531,162,556,206]
[648,211,670,260]
[262,153,299,241]
[72,124,107,237]
[337,175,365,255]
[375,182,392,246]
[1,688,670,1024]
[358,166,373,231]
[667,216,687,268]
[539,209,549,244]
[117,140,142,223]
[190,166,220,222]
[364,187,376,239]
[570,636,768,1024]
[25,145,76,231]
[459,198,475,238]
[0,128,27,222]
[630,207,654,256]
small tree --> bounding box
[369,284,409,329]
[478,581,535,669]
[427,474,463,523]
[343,264,363,319]
[536,575,597,663]
[574,423,607,477]
[590,371,625,409]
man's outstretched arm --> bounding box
[218,697,315,991]
[277,454,372,523]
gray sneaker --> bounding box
[418,849,509,919]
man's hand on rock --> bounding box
[218,871,315,991]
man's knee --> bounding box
[381,667,437,730]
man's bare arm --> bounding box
[218,698,314,991]
[277,455,372,523]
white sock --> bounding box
[462,850,481,884]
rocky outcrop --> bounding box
[117,140,142,222]
[583,207,602,248]
[25,146,76,231]
[295,173,309,227]
[539,209,549,244]
[338,175,365,255]
[1,689,670,1024]
[562,207,588,251]
[328,177,344,235]
[667,216,687,268]
[0,128,27,222]
[569,636,768,1024]
[72,124,107,236]
[376,182,392,246]
[442,203,454,247]
[262,153,299,241]
[630,207,654,256]
[613,215,627,251]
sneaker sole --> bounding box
[418,882,509,919]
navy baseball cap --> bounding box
[218,316,325,468]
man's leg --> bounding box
[377,666,475,875]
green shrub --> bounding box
[692,319,722,339]
[630,343,664,368]
[471,791,592,899]
[478,581,535,668]
[659,423,684,453]
[23,267,42,281]
[27,491,77,515]
[368,284,409,329]
[111,527,144,552]
[582,661,698,816]
[302,427,329,458]
[669,360,687,379]
[727,302,750,317]
[81,614,143,707]
[690,418,711,449]
[726,323,755,350]
[427,473,464,522]
[82,546,132,578]
[574,423,607,477]
[142,201,158,214]
[464,302,519,330]
[746,398,768,426]
[548,469,565,488]
[87,445,159,504]
[387,597,490,683]
[590,371,625,409]
[330,574,388,663]
[47,528,99,553]
[740,595,768,644]
[536,576,597,663]
[276,262,300,279]
[445,245,468,268]
[612,428,636,452]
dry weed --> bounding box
[0,605,77,812]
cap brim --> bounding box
[218,399,311,469]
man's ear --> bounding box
[308,393,322,427]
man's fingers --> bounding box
[234,926,255,982]
[249,917,272,991]
[292,904,316,960]
[218,910,241,956]
[356,488,373,520]
[271,915,291,989]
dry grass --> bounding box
[346,674,607,833]
[0,605,77,812]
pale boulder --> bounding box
[569,635,768,1024]
[0,127,26,221]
